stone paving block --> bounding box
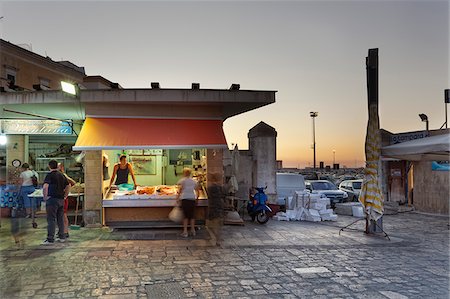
[379,291,409,299]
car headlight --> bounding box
[343,192,348,198]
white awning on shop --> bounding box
[73,117,228,150]
[381,133,450,161]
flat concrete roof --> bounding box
[0,88,276,120]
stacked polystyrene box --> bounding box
[274,190,338,222]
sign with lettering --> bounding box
[0,120,73,135]
[390,131,429,144]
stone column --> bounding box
[206,148,223,188]
[248,122,277,203]
[83,150,103,227]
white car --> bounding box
[339,179,363,202]
[276,173,306,205]
[305,180,348,207]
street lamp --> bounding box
[419,113,429,131]
[310,112,318,170]
[333,149,336,165]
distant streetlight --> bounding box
[443,89,449,129]
[419,113,429,131]
[310,112,318,170]
[333,149,336,165]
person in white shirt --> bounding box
[176,168,200,238]
[19,163,38,217]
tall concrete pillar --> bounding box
[248,122,277,203]
[84,150,103,227]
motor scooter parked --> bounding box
[247,187,272,224]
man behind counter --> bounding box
[109,154,138,188]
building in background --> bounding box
[381,128,449,215]
[0,39,86,91]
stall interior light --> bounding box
[0,134,7,146]
[61,81,77,95]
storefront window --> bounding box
[103,148,207,200]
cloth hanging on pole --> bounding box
[359,48,384,222]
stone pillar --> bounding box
[248,122,277,203]
[84,150,103,227]
[206,148,224,188]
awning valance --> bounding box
[73,117,228,150]
[381,133,450,161]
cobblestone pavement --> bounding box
[0,211,448,298]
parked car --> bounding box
[339,179,363,202]
[276,173,306,205]
[335,175,357,186]
[305,180,348,207]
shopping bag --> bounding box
[168,206,184,223]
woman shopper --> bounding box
[177,168,200,237]
[19,163,37,218]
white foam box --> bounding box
[352,206,365,218]
[295,207,305,220]
[310,203,327,210]
[319,209,334,215]
[321,213,337,221]
[305,215,322,222]
[309,209,321,217]
[285,210,297,219]
[274,215,290,221]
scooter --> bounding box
[247,187,272,224]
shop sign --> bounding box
[390,131,429,144]
[0,120,72,135]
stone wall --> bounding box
[234,151,253,201]
[413,160,449,214]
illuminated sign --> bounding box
[0,120,73,135]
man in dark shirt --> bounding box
[42,160,69,244]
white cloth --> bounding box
[20,170,37,186]
[177,177,198,200]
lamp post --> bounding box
[444,89,449,129]
[310,112,318,170]
[333,149,336,165]
[419,113,429,131]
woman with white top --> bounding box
[19,163,38,217]
[176,168,200,237]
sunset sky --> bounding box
[1,1,448,168]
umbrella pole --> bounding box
[338,218,366,235]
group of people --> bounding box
[41,160,76,244]
[177,168,225,244]
[16,155,225,246]
[108,155,225,242]
[18,160,76,245]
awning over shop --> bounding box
[73,117,228,150]
[381,133,450,161]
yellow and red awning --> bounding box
[73,117,227,150]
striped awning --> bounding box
[73,117,228,150]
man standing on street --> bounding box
[42,160,69,244]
